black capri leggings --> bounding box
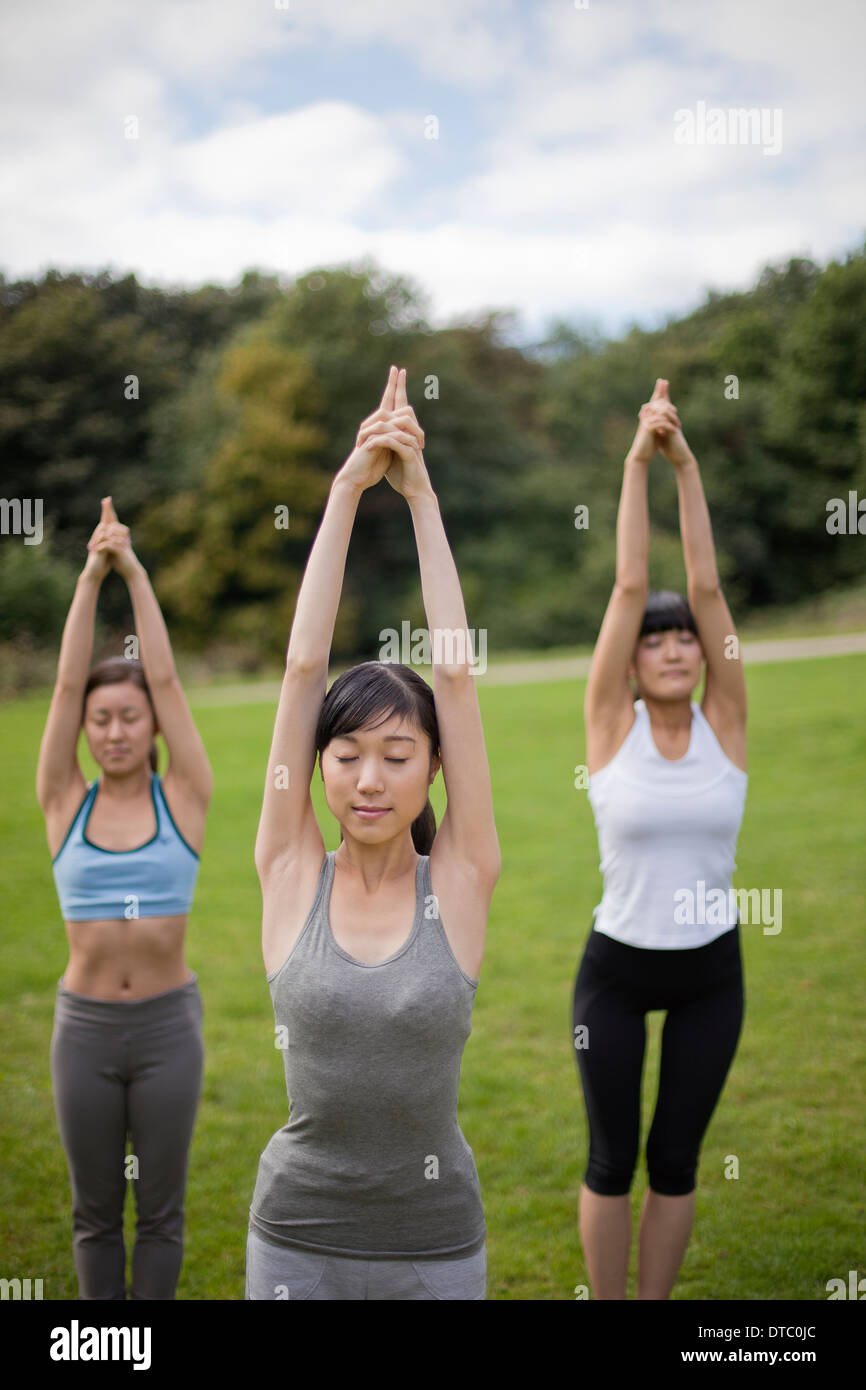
[50,973,204,1299]
[572,924,744,1197]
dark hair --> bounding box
[82,657,159,772]
[639,590,698,639]
[315,662,439,854]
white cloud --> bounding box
[171,104,405,216]
[0,0,863,338]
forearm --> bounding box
[126,561,178,685]
[407,487,473,671]
[286,475,362,670]
[56,572,101,688]
[674,455,720,592]
[616,453,651,590]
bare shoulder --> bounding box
[700,691,747,773]
[43,768,89,859]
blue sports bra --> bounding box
[51,773,200,921]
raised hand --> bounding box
[337,367,400,492]
[634,379,693,468]
[651,381,694,468]
[371,368,431,500]
[84,496,139,579]
[337,366,428,495]
[82,497,113,578]
[628,379,689,466]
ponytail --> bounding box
[410,797,437,856]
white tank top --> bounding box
[587,699,748,949]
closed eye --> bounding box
[335,756,408,764]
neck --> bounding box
[334,831,419,887]
[640,694,693,730]
[97,765,153,798]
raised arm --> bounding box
[99,497,213,812]
[652,383,747,762]
[253,368,403,886]
[36,500,114,812]
[584,380,677,771]
[361,369,500,970]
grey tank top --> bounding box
[248,850,486,1259]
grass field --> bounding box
[2,654,864,1300]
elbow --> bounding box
[285,654,328,680]
[614,579,648,598]
[433,663,476,682]
[147,670,181,693]
[687,579,722,601]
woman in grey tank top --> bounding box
[247,366,500,1300]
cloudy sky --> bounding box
[2,0,864,342]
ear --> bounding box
[429,752,442,781]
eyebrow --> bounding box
[336,733,416,744]
[91,705,142,713]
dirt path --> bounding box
[187,631,866,705]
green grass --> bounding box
[1,656,864,1299]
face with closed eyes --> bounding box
[630,628,704,702]
[320,711,441,841]
[83,681,156,775]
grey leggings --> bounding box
[50,974,203,1300]
[246,1228,487,1300]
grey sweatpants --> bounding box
[50,973,203,1300]
[246,1228,487,1300]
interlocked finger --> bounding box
[363,427,422,452]
[358,415,423,448]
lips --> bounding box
[353,807,390,819]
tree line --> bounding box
[1,245,864,683]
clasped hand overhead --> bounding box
[631,378,694,469]
[84,496,140,580]
[339,365,431,500]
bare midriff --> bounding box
[62,915,191,999]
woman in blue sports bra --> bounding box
[37,496,213,1300]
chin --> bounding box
[652,683,692,701]
[348,817,404,841]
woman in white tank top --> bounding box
[575,379,748,1299]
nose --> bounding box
[355,758,385,793]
